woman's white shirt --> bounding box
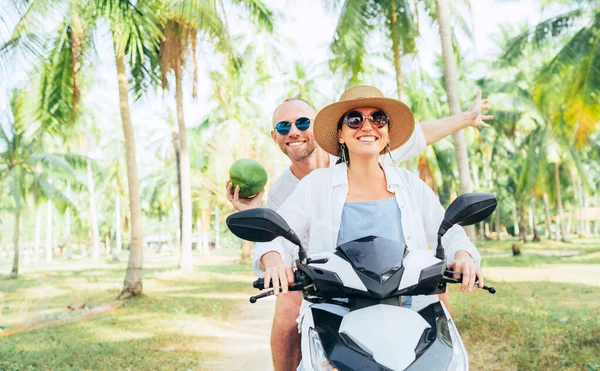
[265,122,426,211]
[253,163,480,276]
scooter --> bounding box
[226,192,498,371]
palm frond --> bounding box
[0,0,50,77]
[384,0,418,55]
[229,0,274,33]
[37,22,76,134]
[96,0,164,98]
[534,13,600,145]
[499,9,584,64]
[28,152,77,177]
[330,0,374,85]
[38,175,76,212]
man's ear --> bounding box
[271,130,277,143]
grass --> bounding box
[0,244,599,370]
[449,282,600,371]
[477,236,600,267]
[0,253,255,370]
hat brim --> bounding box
[313,97,415,157]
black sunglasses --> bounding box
[275,117,311,135]
[343,110,389,129]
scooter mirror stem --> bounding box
[436,234,445,260]
[284,230,306,262]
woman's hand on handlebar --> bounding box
[448,250,484,293]
[261,251,294,295]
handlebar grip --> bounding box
[253,278,265,290]
[253,271,307,291]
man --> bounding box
[226,91,491,371]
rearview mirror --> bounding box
[439,193,498,236]
[226,208,302,247]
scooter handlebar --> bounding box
[443,270,496,294]
[250,272,307,303]
[253,270,306,291]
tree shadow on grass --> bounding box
[0,321,209,371]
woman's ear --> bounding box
[337,129,344,144]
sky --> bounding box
[1,0,553,169]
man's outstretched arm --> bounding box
[421,90,493,145]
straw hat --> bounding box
[314,85,415,156]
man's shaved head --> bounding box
[273,98,316,121]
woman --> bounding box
[254,85,483,300]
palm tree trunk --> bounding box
[175,67,193,271]
[390,7,411,172]
[8,209,21,279]
[512,202,519,237]
[114,44,144,299]
[495,200,502,240]
[554,162,567,241]
[391,32,403,99]
[543,192,552,239]
[214,205,221,249]
[435,0,474,238]
[196,216,202,253]
[46,199,53,263]
[241,241,252,261]
[65,206,72,259]
[88,162,101,260]
[577,178,586,236]
[531,197,540,242]
[518,203,527,243]
[584,188,591,235]
[34,204,42,262]
[65,181,72,259]
[202,205,211,255]
[173,133,182,250]
[114,188,122,256]
[570,170,583,236]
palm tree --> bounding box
[1,0,104,262]
[330,0,418,97]
[157,0,273,270]
[204,41,285,259]
[501,1,600,147]
[93,0,164,299]
[434,0,474,236]
[1,90,82,278]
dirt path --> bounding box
[199,296,275,370]
[483,264,600,286]
[199,264,600,370]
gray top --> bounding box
[336,197,411,308]
[337,197,405,246]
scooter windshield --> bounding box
[337,236,405,284]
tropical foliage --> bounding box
[0,0,599,295]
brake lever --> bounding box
[250,289,275,303]
[444,270,496,294]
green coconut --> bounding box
[229,158,268,198]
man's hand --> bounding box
[447,250,484,293]
[466,90,493,128]
[262,251,295,295]
[225,181,265,211]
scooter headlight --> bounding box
[309,328,338,371]
[446,318,469,371]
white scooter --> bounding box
[226,193,498,371]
